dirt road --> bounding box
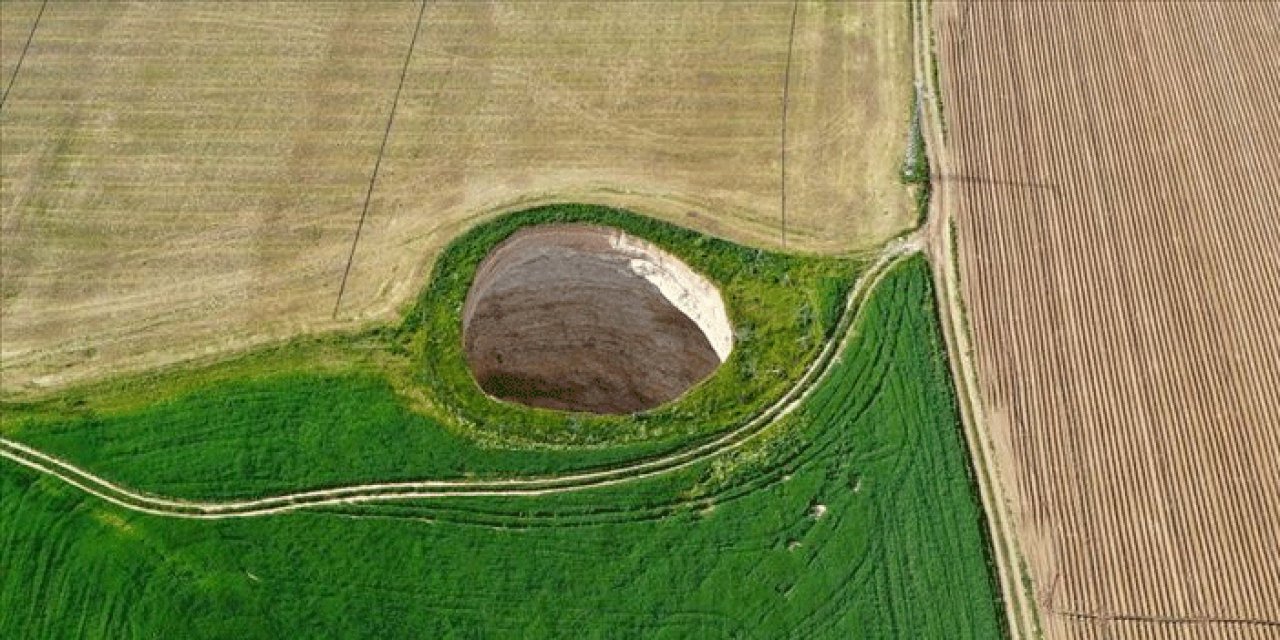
[913,2,1035,637]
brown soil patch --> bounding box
[462,224,731,415]
[937,2,1280,636]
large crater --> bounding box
[462,224,733,415]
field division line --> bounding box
[779,0,799,249]
[333,0,429,318]
[1056,609,1280,630]
[0,0,48,113]
[912,1,1037,638]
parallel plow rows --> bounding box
[936,2,1280,638]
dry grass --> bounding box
[1,2,44,101]
[1,2,418,392]
[338,1,912,320]
[937,2,1280,638]
[0,1,911,394]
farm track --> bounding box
[332,0,429,318]
[936,2,1280,638]
[778,0,799,248]
[0,234,921,519]
[913,2,1035,639]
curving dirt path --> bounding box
[0,3,939,537]
[1,236,920,520]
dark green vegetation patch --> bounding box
[1,255,1003,638]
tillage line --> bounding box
[332,0,429,318]
[779,0,799,249]
[0,0,49,113]
[1056,609,1280,630]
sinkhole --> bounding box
[461,224,733,415]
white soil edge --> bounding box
[610,230,734,362]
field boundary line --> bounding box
[1056,609,1280,630]
[779,0,799,249]
[0,0,48,113]
[332,0,429,318]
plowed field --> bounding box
[936,2,1280,638]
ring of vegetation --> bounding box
[409,204,860,448]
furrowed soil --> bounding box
[0,1,912,395]
[936,2,1280,638]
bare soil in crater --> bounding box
[462,224,732,415]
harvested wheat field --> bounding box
[0,1,911,395]
[935,2,1280,639]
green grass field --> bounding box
[1,255,1003,638]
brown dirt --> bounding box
[462,224,730,415]
[936,2,1280,637]
[0,2,912,396]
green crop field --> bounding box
[1,253,1003,638]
